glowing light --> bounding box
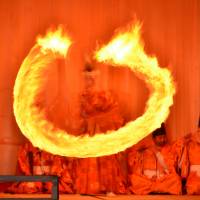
[37,26,71,57]
[13,22,175,158]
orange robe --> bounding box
[171,138,189,180]
[185,130,200,194]
[74,90,126,194]
[128,143,182,195]
[7,142,53,194]
[51,156,74,193]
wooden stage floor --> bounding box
[0,194,200,200]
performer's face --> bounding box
[153,135,167,147]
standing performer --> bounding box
[74,61,127,195]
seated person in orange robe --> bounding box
[74,63,127,195]
[128,124,182,195]
[7,142,53,194]
[185,120,200,194]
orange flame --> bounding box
[95,22,176,146]
[13,22,175,158]
[37,26,71,57]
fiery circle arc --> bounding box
[13,23,175,158]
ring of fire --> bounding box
[13,22,176,158]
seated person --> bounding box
[128,124,182,195]
[6,142,53,193]
[184,119,200,194]
[6,142,73,194]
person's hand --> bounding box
[164,168,169,175]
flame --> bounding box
[37,26,71,57]
[13,22,175,158]
[95,21,176,146]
